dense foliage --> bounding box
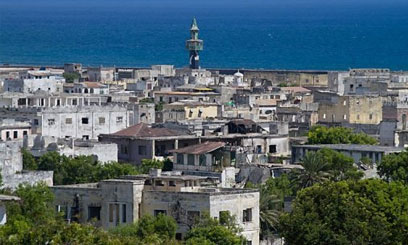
[23,151,139,185]
[378,150,408,184]
[185,213,245,245]
[62,72,80,83]
[109,214,178,244]
[307,126,377,145]
[290,149,363,191]
[22,151,173,185]
[279,179,408,244]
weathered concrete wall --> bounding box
[0,140,53,190]
[41,105,130,140]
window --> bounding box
[13,131,18,139]
[343,115,347,120]
[109,204,120,224]
[82,117,89,124]
[99,117,105,124]
[6,131,10,139]
[23,131,28,136]
[243,208,252,222]
[357,114,360,120]
[120,145,128,154]
[188,154,195,165]
[138,145,146,155]
[169,181,176,187]
[116,117,123,123]
[109,204,114,222]
[122,204,126,223]
[154,210,167,216]
[65,118,72,124]
[269,145,277,154]
[369,113,373,120]
[88,206,101,221]
[72,99,77,106]
[155,180,165,186]
[48,119,55,126]
[256,145,262,153]
[82,135,89,140]
[177,154,184,165]
[199,154,206,166]
[343,100,347,106]
[34,119,39,125]
[323,114,326,119]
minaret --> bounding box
[186,18,203,69]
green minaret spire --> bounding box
[186,17,203,69]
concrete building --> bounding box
[291,144,403,164]
[24,135,118,163]
[100,120,289,165]
[0,140,53,190]
[99,123,196,164]
[87,67,115,82]
[40,105,132,140]
[0,119,31,141]
[160,100,219,122]
[64,82,109,95]
[52,170,260,244]
[154,91,220,104]
[243,70,328,88]
[64,63,82,74]
[171,141,232,172]
[3,70,64,94]
[317,92,383,125]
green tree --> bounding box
[318,148,363,181]
[185,213,245,245]
[263,174,294,201]
[140,159,165,174]
[290,151,331,190]
[110,214,178,244]
[35,152,140,185]
[307,126,377,145]
[259,188,280,241]
[63,72,80,83]
[279,179,408,245]
[378,151,408,183]
[22,149,38,170]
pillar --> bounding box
[151,140,155,158]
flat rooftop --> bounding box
[293,144,404,153]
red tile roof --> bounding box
[113,123,188,138]
[170,141,226,155]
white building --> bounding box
[3,70,64,94]
[52,170,260,244]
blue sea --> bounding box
[1,0,408,70]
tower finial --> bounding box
[191,17,199,31]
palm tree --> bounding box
[290,151,331,190]
[259,187,281,241]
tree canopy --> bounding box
[307,126,377,145]
[185,213,245,245]
[23,151,140,185]
[279,179,408,245]
[377,150,408,184]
